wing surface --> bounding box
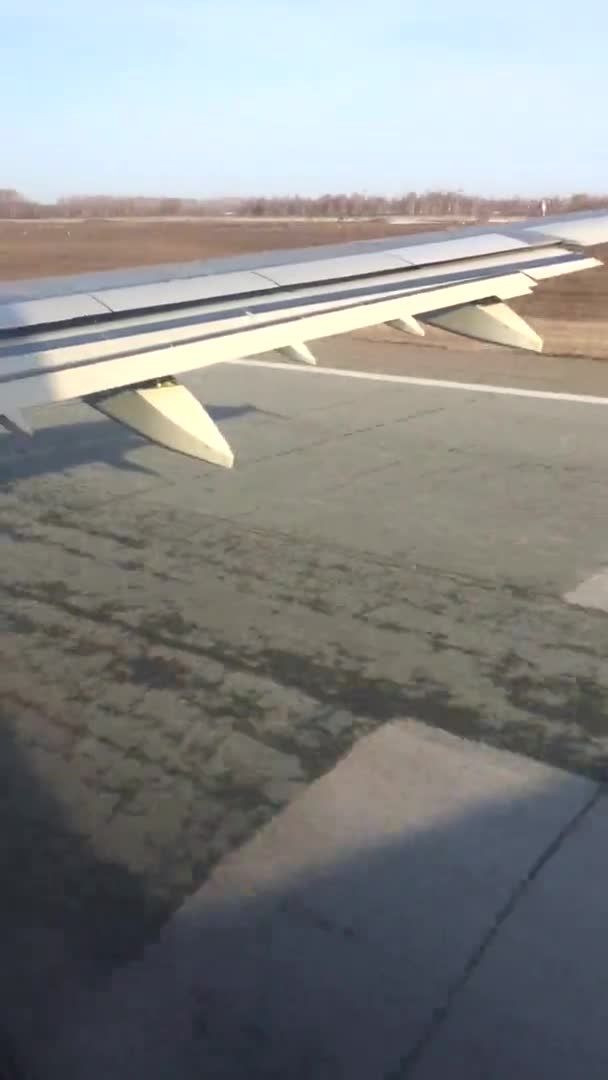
[1,208,607,464]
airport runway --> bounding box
[1,341,608,1054]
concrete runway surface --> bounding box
[1,341,608,1074]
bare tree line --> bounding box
[0,187,606,220]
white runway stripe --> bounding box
[229,358,608,407]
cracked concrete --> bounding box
[395,780,603,1078]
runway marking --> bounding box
[564,571,608,612]
[229,359,608,407]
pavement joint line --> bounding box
[229,358,608,407]
[237,402,448,471]
[385,780,606,1080]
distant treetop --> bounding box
[1,189,606,220]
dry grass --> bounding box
[0,218,429,281]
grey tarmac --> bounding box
[1,339,608,1069]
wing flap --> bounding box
[0,294,110,332]
[524,256,602,282]
[0,270,538,416]
[92,270,275,314]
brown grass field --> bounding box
[1,218,607,359]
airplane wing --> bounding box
[1,208,608,466]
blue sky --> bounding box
[2,1,607,201]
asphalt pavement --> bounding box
[1,341,608,1075]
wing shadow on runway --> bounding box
[33,758,595,1080]
[206,404,287,424]
[0,701,170,1077]
[0,403,284,488]
[0,419,156,488]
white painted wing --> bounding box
[1,208,607,464]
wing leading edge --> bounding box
[1,208,607,465]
